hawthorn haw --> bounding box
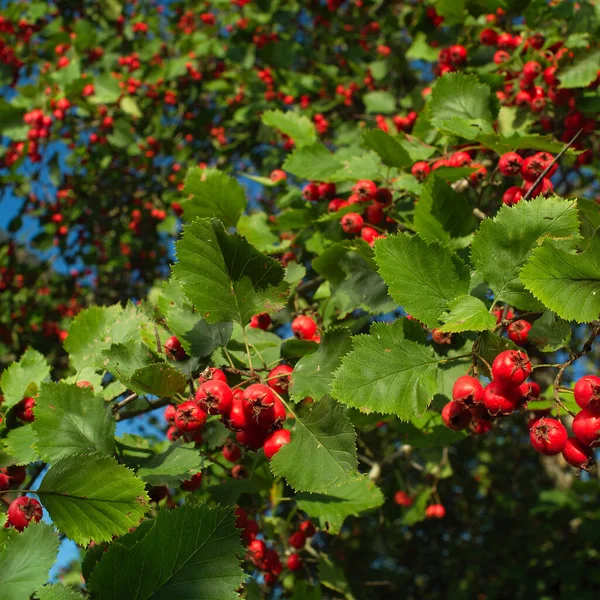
[425,504,446,519]
[352,179,376,200]
[572,410,600,447]
[222,440,242,462]
[507,320,531,345]
[491,350,532,388]
[174,400,207,432]
[483,381,519,416]
[452,375,484,406]
[529,418,568,455]
[288,531,306,549]
[574,375,600,413]
[291,315,317,340]
[287,553,302,571]
[263,429,291,459]
[250,313,271,330]
[411,161,430,181]
[181,472,203,491]
[195,380,233,415]
[15,396,35,422]
[267,364,293,395]
[198,366,227,384]
[394,491,413,507]
[299,520,316,537]
[164,404,177,423]
[236,423,269,450]
[341,212,364,234]
[498,152,523,176]
[441,401,472,431]
[502,187,524,206]
[562,438,595,470]
[164,335,186,361]
[6,497,43,531]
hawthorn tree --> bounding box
[1,1,600,599]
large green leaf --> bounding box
[439,295,496,333]
[37,453,149,545]
[32,382,115,462]
[290,329,353,402]
[471,197,582,310]
[262,109,317,147]
[0,348,50,408]
[173,218,289,325]
[88,503,244,600]
[181,168,247,227]
[558,51,600,89]
[0,522,58,600]
[331,320,440,418]
[362,129,412,169]
[270,397,358,493]
[374,233,471,327]
[282,143,343,182]
[296,476,384,534]
[520,237,600,323]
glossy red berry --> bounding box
[195,380,233,415]
[243,383,277,426]
[449,44,467,65]
[448,151,471,167]
[174,401,207,432]
[521,155,546,182]
[425,504,445,519]
[374,187,392,205]
[250,313,271,330]
[491,350,532,388]
[198,366,227,384]
[441,401,472,431]
[263,429,291,459]
[480,28,498,46]
[222,441,242,462]
[522,60,542,81]
[236,423,269,450]
[288,531,306,549]
[529,417,568,455]
[248,539,267,564]
[502,186,524,206]
[267,365,293,395]
[394,491,413,507]
[6,497,43,531]
[302,183,320,202]
[498,152,523,176]
[574,375,600,413]
[572,409,600,447]
[411,161,430,181]
[287,553,302,571]
[352,179,377,199]
[318,182,336,199]
[181,472,203,491]
[452,375,484,405]
[223,396,247,431]
[507,320,531,345]
[341,212,364,234]
[164,404,177,423]
[562,437,595,469]
[291,315,317,340]
[483,381,519,416]
[15,397,36,422]
[164,335,186,361]
[299,520,316,537]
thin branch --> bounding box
[112,392,138,413]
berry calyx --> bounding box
[498,152,523,176]
[267,365,293,395]
[507,320,531,345]
[174,400,207,432]
[250,313,271,330]
[263,429,291,459]
[243,383,277,427]
[491,350,532,388]
[6,497,43,531]
[529,417,568,455]
[411,161,430,181]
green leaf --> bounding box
[402,489,432,526]
[89,73,121,103]
[3,426,38,466]
[214,324,282,370]
[471,197,582,310]
[296,476,384,534]
[363,91,396,114]
[374,233,471,327]
[88,503,244,600]
[0,523,58,600]
[0,348,50,408]
[181,168,247,228]
[558,51,600,89]
[36,584,84,600]
[237,213,280,251]
[65,305,147,371]
[331,320,440,418]
[290,329,353,402]
[173,218,289,325]
[406,32,439,62]
[117,435,203,486]
[270,397,358,493]
[282,143,343,181]
[429,73,495,136]
[119,96,142,118]
[520,237,600,323]
[329,152,383,183]
[528,311,572,352]
[362,130,412,169]
[32,382,115,462]
[37,453,149,545]
[477,132,564,155]
[439,295,496,333]
[262,110,317,147]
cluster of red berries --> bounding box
[411,149,486,186]
[436,44,468,76]
[498,150,556,205]
[394,491,446,519]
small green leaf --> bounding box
[363,90,396,114]
[528,311,572,352]
[3,426,38,466]
[439,295,496,333]
[362,129,412,169]
[0,348,50,408]
[282,143,343,182]
[237,213,280,251]
[119,96,142,118]
[36,583,84,600]
[262,109,317,147]
[558,51,600,89]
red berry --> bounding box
[452,375,484,406]
[352,179,377,199]
[529,417,568,455]
[181,472,203,491]
[498,152,523,176]
[491,350,532,388]
[299,520,316,537]
[480,28,498,46]
[222,441,242,463]
[15,397,36,422]
[250,313,271,330]
[507,320,531,345]
[164,404,177,423]
[195,380,233,415]
[522,177,553,199]
[236,423,269,450]
[574,375,600,413]
[318,182,336,199]
[263,429,291,459]
[425,504,445,519]
[341,212,364,234]
[164,335,187,361]
[502,186,524,206]
[302,183,320,202]
[411,161,430,181]
[248,539,267,564]
[267,365,293,395]
[441,401,472,431]
[521,155,546,182]
[291,315,317,340]
[522,61,542,81]
[243,383,277,427]
[483,381,519,416]
[572,409,600,447]
[448,151,471,168]
[198,366,227,384]
[449,44,467,65]
[562,437,595,469]
[223,395,247,431]
[288,531,306,549]
[394,491,413,507]
[360,226,379,246]
[287,553,302,571]
[6,497,43,531]
[231,464,248,479]
[174,401,207,432]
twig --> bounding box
[115,397,171,421]
[112,392,138,413]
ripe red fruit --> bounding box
[562,437,595,469]
[483,381,519,416]
[198,366,227,384]
[231,464,248,479]
[250,313,271,330]
[411,161,430,181]
[452,375,484,406]
[222,441,242,462]
[302,183,320,202]
[181,472,203,491]
[341,212,364,234]
[174,401,207,432]
[502,186,523,206]
[164,335,186,360]
[287,553,302,571]
[449,44,467,65]
[195,380,233,415]
[529,417,568,455]
[498,152,523,176]
[291,315,317,340]
[15,397,36,422]
[394,491,413,507]
[480,28,498,46]
[374,187,392,205]
[574,375,600,413]
[270,397,287,430]
[360,226,380,246]
[491,350,532,388]
[441,401,472,431]
[224,396,247,431]
[6,497,43,531]
[522,60,542,81]
[328,198,348,213]
[248,539,267,564]
[520,155,546,182]
[522,177,553,199]
[243,383,276,426]
[352,179,377,199]
[288,531,306,549]
[299,520,316,537]
[507,320,531,345]
[448,151,471,168]
[267,365,293,395]
[572,409,600,447]
[236,423,269,450]
[318,182,336,199]
[425,504,446,519]
[263,429,291,459]
[164,404,177,423]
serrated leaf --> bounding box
[270,397,358,493]
[477,132,564,155]
[36,583,84,600]
[173,218,289,325]
[290,329,352,402]
[88,503,244,600]
[281,339,319,360]
[528,311,572,352]
[520,237,600,323]
[331,320,440,418]
[0,522,58,600]
[471,197,582,311]
[37,453,149,545]
[558,51,600,89]
[237,213,279,251]
[0,348,50,408]
[32,382,115,462]
[362,129,412,169]
[181,168,247,227]
[262,109,317,147]
[363,90,396,114]
[3,425,38,466]
[439,295,496,333]
[296,476,384,534]
[329,151,382,183]
[282,143,343,181]
[374,233,471,327]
